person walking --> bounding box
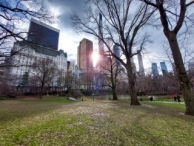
[150,96,153,101]
[174,94,177,102]
[177,95,181,102]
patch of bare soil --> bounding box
[67,122,83,128]
[92,113,110,118]
[114,102,130,107]
[142,104,156,109]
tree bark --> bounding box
[166,32,194,115]
[126,63,140,105]
[112,86,118,100]
[110,72,118,100]
[40,82,44,99]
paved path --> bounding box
[152,101,185,104]
[69,97,80,101]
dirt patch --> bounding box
[142,104,156,109]
[92,113,110,118]
[67,122,83,128]
[116,103,130,107]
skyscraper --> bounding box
[125,33,134,63]
[77,38,93,72]
[28,18,59,50]
[160,62,168,75]
[98,13,104,55]
[137,50,145,76]
[113,45,121,66]
[171,63,176,75]
[152,63,159,78]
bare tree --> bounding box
[142,0,194,115]
[0,73,21,97]
[100,54,124,100]
[64,75,79,94]
[72,0,155,105]
[32,58,57,99]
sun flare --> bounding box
[93,52,99,67]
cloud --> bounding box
[45,0,194,72]
[48,0,86,29]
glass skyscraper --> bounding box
[160,62,168,75]
[152,63,159,78]
[98,13,104,54]
[28,18,59,50]
[113,45,121,66]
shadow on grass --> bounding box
[0,97,77,123]
[100,101,194,145]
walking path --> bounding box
[153,101,185,104]
[69,97,80,101]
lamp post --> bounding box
[93,94,94,101]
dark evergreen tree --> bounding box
[20,72,29,86]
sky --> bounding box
[18,0,194,75]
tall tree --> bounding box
[100,53,124,100]
[64,75,80,94]
[72,0,155,105]
[32,58,57,99]
[142,0,194,115]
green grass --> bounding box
[0,97,14,100]
[0,97,194,145]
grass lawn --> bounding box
[0,97,194,145]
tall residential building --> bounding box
[96,13,107,70]
[113,45,121,66]
[77,38,93,72]
[152,63,159,78]
[160,62,168,75]
[125,32,134,63]
[171,63,176,75]
[137,50,145,76]
[98,13,104,55]
[28,18,59,50]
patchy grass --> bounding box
[0,97,194,145]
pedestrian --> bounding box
[150,96,153,101]
[177,95,181,102]
[174,94,177,102]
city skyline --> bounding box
[4,0,194,75]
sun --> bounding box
[92,52,99,67]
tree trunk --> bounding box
[111,73,118,100]
[112,86,118,100]
[167,32,194,115]
[40,83,44,99]
[126,64,140,105]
